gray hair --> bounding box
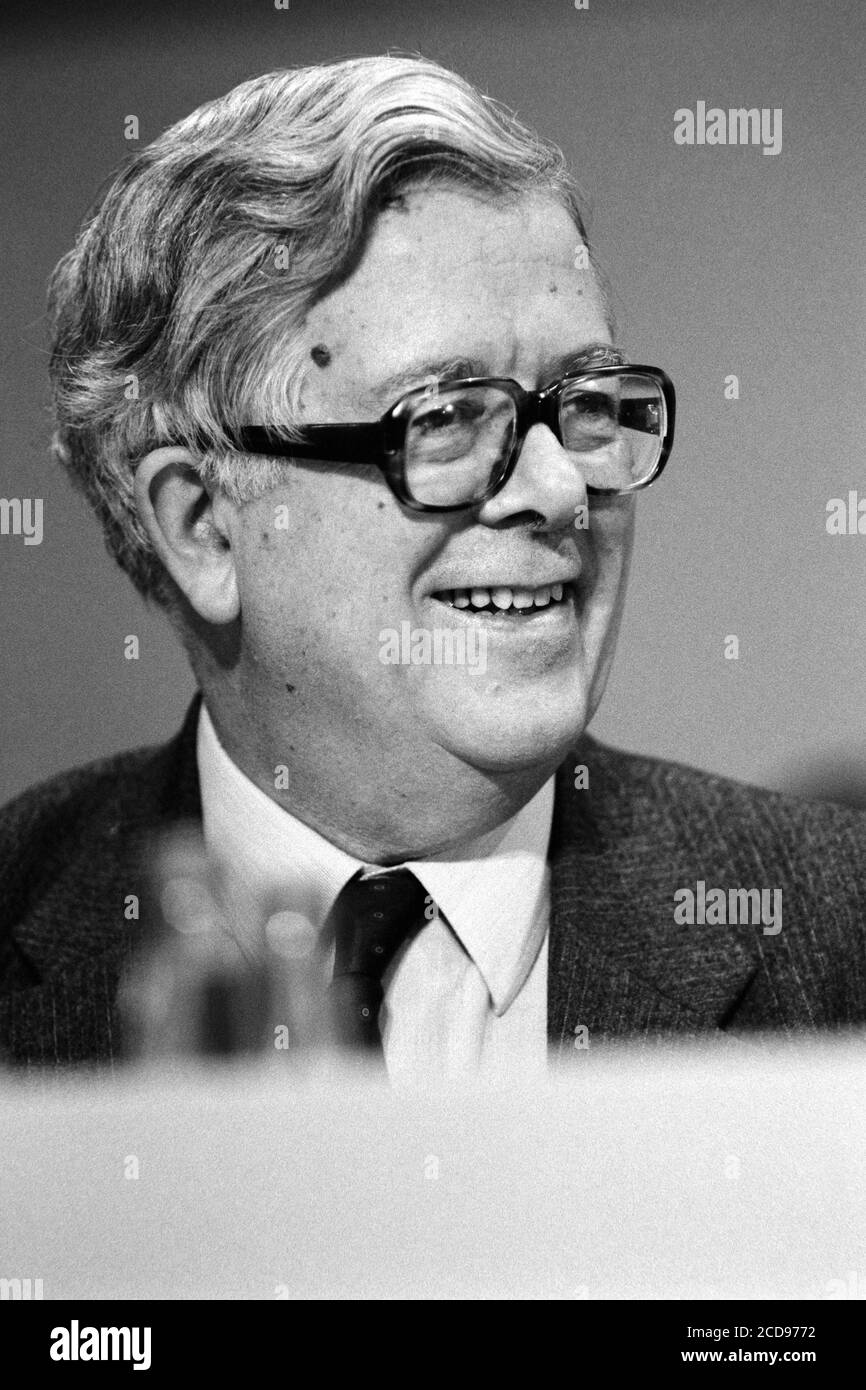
[48,54,600,603]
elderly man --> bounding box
[1,55,864,1074]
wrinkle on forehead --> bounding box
[364,186,586,270]
[377,225,586,276]
[307,189,596,325]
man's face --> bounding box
[228,187,634,781]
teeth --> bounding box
[441,583,568,611]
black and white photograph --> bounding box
[1,0,865,1346]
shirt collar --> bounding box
[403,783,552,1015]
[197,702,553,1013]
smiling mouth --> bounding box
[431,581,574,616]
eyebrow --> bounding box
[361,341,626,409]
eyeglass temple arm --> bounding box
[227,423,387,462]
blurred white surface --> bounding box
[2,1037,865,1301]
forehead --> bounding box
[301,187,611,410]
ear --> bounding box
[133,447,240,624]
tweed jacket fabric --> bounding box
[2,697,866,1068]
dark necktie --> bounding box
[327,867,428,1056]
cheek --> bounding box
[228,503,314,647]
[231,504,415,678]
[590,502,635,596]
[235,490,351,610]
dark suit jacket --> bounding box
[2,696,866,1067]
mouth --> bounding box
[430,580,575,618]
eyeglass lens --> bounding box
[403,371,665,506]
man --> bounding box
[1,55,864,1075]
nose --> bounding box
[476,422,588,532]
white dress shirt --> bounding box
[196,704,552,1083]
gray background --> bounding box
[1,0,864,806]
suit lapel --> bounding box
[547,737,759,1051]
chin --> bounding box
[422,664,596,775]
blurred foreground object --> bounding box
[118,825,330,1065]
[3,1035,865,1299]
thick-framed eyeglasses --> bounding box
[220,363,676,513]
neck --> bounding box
[202,689,559,864]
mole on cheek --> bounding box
[310,343,332,368]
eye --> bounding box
[411,398,487,433]
[563,391,618,421]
